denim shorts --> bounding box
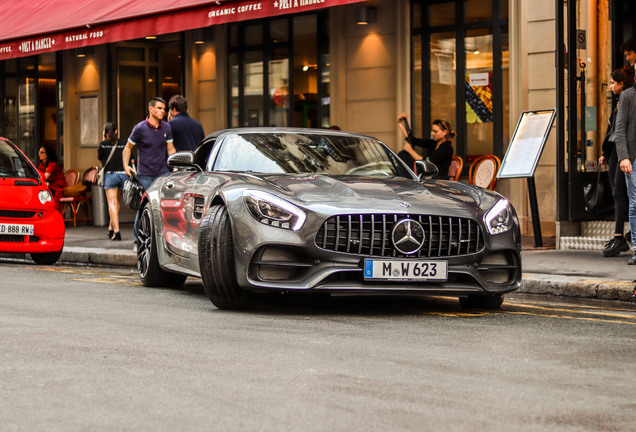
[103,172,128,190]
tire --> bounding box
[137,204,187,288]
[198,205,254,310]
[459,294,504,310]
[30,250,62,265]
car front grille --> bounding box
[0,210,36,218]
[315,214,484,258]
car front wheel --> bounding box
[137,204,187,288]
[30,250,62,265]
[198,205,254,310]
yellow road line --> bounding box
[505,302,636,320]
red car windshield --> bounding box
[0,140,40,180]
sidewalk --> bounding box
[4,224,636,302]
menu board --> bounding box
[497,109,556,178]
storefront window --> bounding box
[3,60,17,143]
[465,29,493,156]
[430,32,457,136]
[228,12,329,128]
[411,0,508,160]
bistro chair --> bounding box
[448,155,463,181]
[469,155,500,190]
[60,166,98,227]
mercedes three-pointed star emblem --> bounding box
[391,218,425,255]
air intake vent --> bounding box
[315,214,484,258]
[0,210,36,218]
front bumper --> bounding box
[0,209,65,253]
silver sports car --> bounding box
[136,128,521,310]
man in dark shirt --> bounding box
[122,97,176,250]
[168,95,205,152]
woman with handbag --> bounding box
[97,123,128,241]
[599,66,635,256]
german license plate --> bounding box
[0,223,34,236]
[364,259,447,281]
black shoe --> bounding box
[626,231,632,243]
[628,252,636,265]
[108,229,114,239]
[603,236,630,257]
[110,232,121,241]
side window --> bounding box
[194,139,215,170]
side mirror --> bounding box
[415,159,439,179]
[167,151,201,171]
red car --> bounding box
[0,137,65,264]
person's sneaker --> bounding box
[603,236,630,257]
[628,252,636,265]
[133,242,138,253]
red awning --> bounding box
[0,0,367,61]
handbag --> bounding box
[97,142,119,187]
[583,166,614,214]
[122,173,144,210]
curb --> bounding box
[519,273,635,302]
[61,247,137,268]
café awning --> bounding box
[0,0,367,61]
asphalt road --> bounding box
[1,262,636,431]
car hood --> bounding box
[247,174,492,216]
[0,178,48,210]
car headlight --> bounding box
[243,190,306,231]
[38,189,52,204]
[484,199,512,235]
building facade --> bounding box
[0,0,628,242]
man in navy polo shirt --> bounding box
[168,94,205,152]
[122,97,177,251]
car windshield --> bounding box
[211,132,412,178]
[0,140,39,179]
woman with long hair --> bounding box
[37,145,67,210]
[397,113,455,179]
[599,66,635,257]
[97,123,128,241]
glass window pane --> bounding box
[245,24,263,46]
[4,75,17,143]
[465,0,493,23]
[269,50,289,127]
[230,53,239,128]
[412,3,422,29]
[293,15,317,128]
[230,25,239,48]
[430,32,457,137]
[429,2,455,27]
[465,29,494,156]
[160,41,182,101]
[118,47,144,62]
[412,35,423,137]
[18,77,36,161]
[243,51,263,126]
[501,0,508,20]
[270,19,289,44]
